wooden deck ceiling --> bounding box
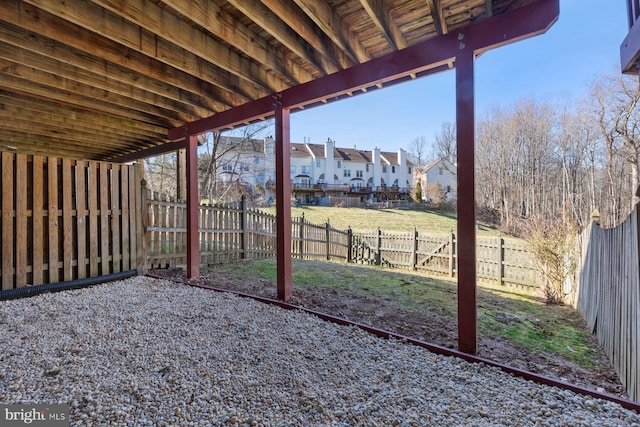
[0,0,542,161]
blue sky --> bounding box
[276,1,628,154]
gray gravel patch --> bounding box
[0,276,638,426]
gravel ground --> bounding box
[0,276,638,426]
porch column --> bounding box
[186,134,200,279]
[274,99,293,301]
[455,48,477,354]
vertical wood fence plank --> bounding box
[111,165,121,273]
[497,235,504,286]
[121,170,130,271]
[15,154,27,287]
[88,162,99,277]
[2,152,15,290]
[128,167,137,269]
[129,165,139,271]
[62,158,73,281]
[32,156,44,285]
[48,157,59,284]
[99,163,110,275]
[76,161,87,279]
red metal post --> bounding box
[455,48,477,354]
[186,133,200,279]
[274,99,293,301]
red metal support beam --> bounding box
[274,99,292,301]
[185,134,200,279]
[455,49,476,354]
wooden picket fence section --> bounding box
[146,193,277,267]
[0,152,144,290]
[292,215,351,261]
[146,193,539,289]
[350,229,537,289]
[564,209,640,402]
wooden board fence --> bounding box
[564,210,640,402]
[146,193,539,290]
[0,152,144,289]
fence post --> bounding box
[240,195,247,259]
[347,226,353,263]
[376,227,382,265]
[326,219,331,260]
[497,234,504,286]
[448,230,455,277]
[412,227,418,270]
[299,213,305,259]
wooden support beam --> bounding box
[427,0,448,36]
[359,0,407,50]
[186,134,200,279]
[274,100,292,302]
[108,141,186,163]
[455,49,476,355]
[229,0,341,74]
[294,0,371,64]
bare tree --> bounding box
[199,121,273,203]
[408,135,428,167]
[591,71,640,216]
[144,153,177,195]
[433,121,457,167]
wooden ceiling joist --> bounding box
[359,0,408,50]
[171,0,558,140]
[6,0,256,105]
[427,0,448,35]
[227,0,344,75]
[293,0,371,64]
[158,0,314,85]
[0,0,554,161]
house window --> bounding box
[254,157,260,165]
[382,165,387,173]
[356,170,363,178]
[344,169,351,177]
[392,166,396,173]
[366,164,370,172]
[439,167,443,175]
[408,166,412,174]
[301,166,310,174]
[316,159,321,167]
[290,165,296,174]
[223,163,233,172]
[337,160,342,169]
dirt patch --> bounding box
[149,265,626,399]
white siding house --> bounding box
[215,136,413,205]
[414,159,457,201]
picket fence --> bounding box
[146,193,539,289]
[564,209,640,402]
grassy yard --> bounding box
[220,258,600,370]
[261,206,500,237]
